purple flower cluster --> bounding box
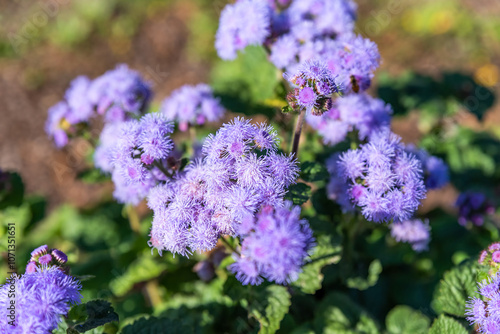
[405,145,449,190]
[287,0,357,40]
[328,131,426,223]
[229,201,314,285]
[0,247,81,333]
[215,0,272,60]
[26,245,68,274]
[390,219,431,252]
[274,34,380,93]
[94,113,175,205]
[306,93,392,145]
[147,118,299,257]
[478,243,500,276]
[46,64,152,148]
[456,192,495,226]
[285,60,339,115]
[161,84,225,131]
[466,273,500,333]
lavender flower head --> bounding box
[405,145,449,190]
[331,131,426,222]
[94,113,175,205]
[148,117,299,257]
[0,246,81,333]
[161,84,225,131]
[306,93,392,145]
[466,273,500,333]
[285,59,339,115]
[390,219,431,252]
[88,64,152,122]
[287,0,357,40]
[215,0,272,60]
[46,65,152,148]
[478,243,500,277]
[455,192,495,226]
[229,201,315,285]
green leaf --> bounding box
[249,285,291,334]
[284,183,311,205]
[313,292,379,334]
[0,171,24,209]
[432,260,480,317]
[428,315,468,334]
[385,305,430,334]
[110,255,167,297]
[293,234,342,294]
[300,161,329,183]
[346,259,383,291]
[223,278,291,334]
[211,45,280,118]
[74,300,119,332]
[121,316,196,334]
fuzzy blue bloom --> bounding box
[466,273,500,333]
[148,118,299,257]
[94,114,175,205]
[285,59,339,115]
[215,0,272,60]
[405,145,449,190]
[229,201,315,285]
[88,64,152,122]
[270,34,299,69]
[0,265,81,333]
[329,131,426,222]
[161,84,224,131]
[390,219,431,252]
[288,0,357,40]
[306,93,392,145]
[456,192,495,226]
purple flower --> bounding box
[405,145,449,190]
[466,273,500,333]
[161,84,224,131]
[390,219,431,252]
[88,64,152,121]
[270,34,299,69]
[215,0,272,60]
[287,0,357,40]
[456,192,495,226]
[148,118,298,257]
[330,131,426,222]
[0,264,81,333]
[285,59,339,115]
[45,102,71,148]
[307,93,392,146]
[229,201,315,285]
[64,76,94,124]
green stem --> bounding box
[220,237,240,256]
[291,108,306,157]
[153,161,171,178]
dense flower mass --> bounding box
[229,201,315,285]
[161,84,225,131]
[306,93,392,145]
[46,64,152,148]
[215,0,272,60]
[466,273,500,333]
[455,192,495,226]
[0,247,81,333]
[94,113,175,205]
[405,145,449,190]
[478,243,500,277]
[327,131,426,222]
[390,219,431,252]
[148,118,299,257]
[285,59,339,115]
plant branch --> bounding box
[220,236,240,256]
[291,108,306,157]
